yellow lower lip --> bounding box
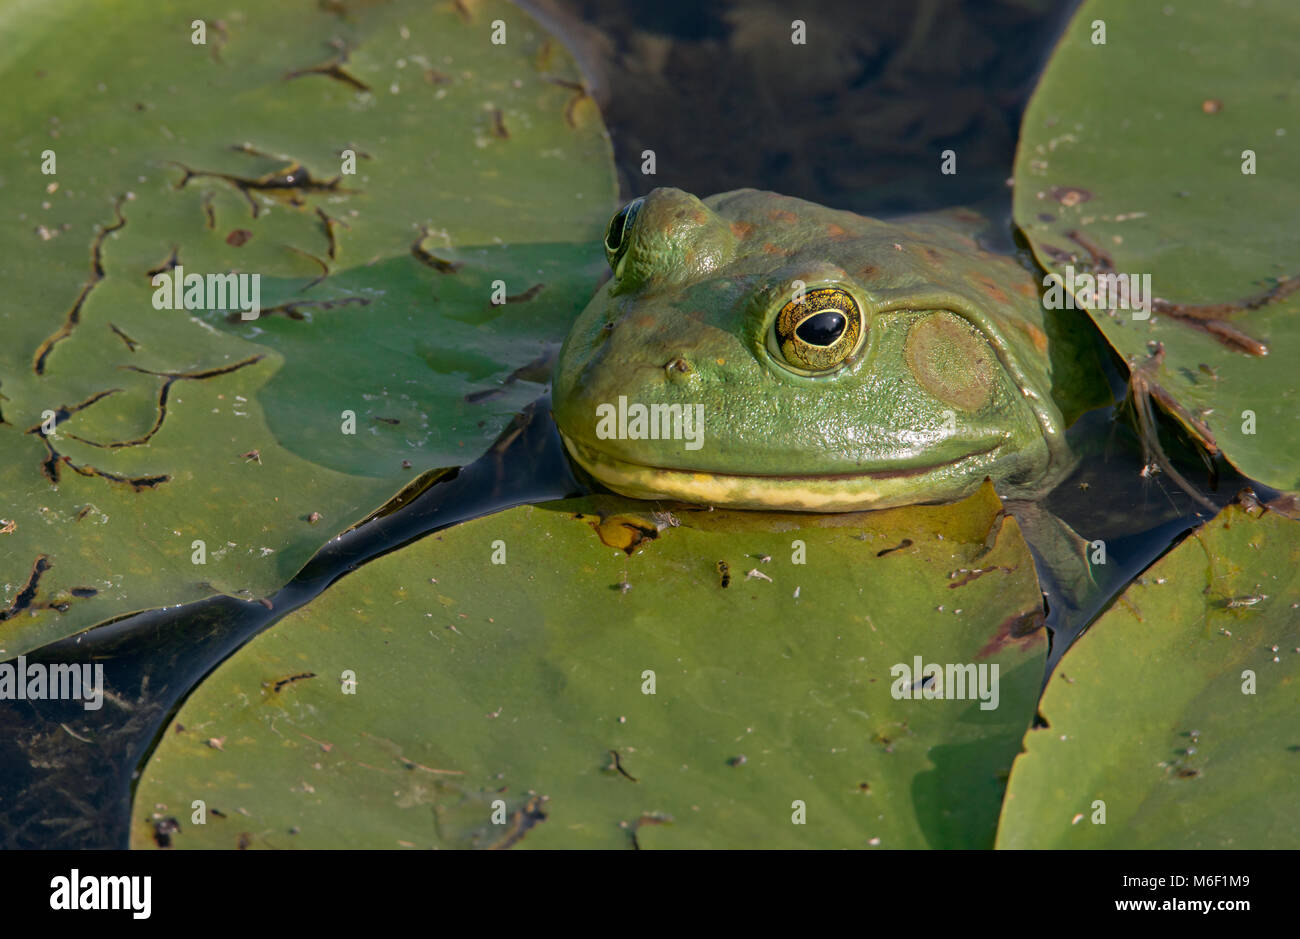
[559,434,990,512]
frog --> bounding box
[552,187,1102,513]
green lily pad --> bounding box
[1013,0,1300,490]
[996,499,1300,847]
[0,0,615,655]
[131,484,1046,849]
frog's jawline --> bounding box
[560,433,1004,512]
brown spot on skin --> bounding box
[633,314,656,329]
[825,223,852,240]
[730,221,756,239]
[768,209,797,223]
[976,608,1046,659]
[762,242,788,256]
[858,264,877,278]
[1009,317,1049,354]
[225,229,252,247]
[1014,281,1039,299]
[980,279,1010,303]
[1202,98,1222,114]
[923,247,943,263]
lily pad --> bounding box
[996,498,1300,847]
[0,0,615,654]
[1013,0,1300,490]
[132,484,1046,849]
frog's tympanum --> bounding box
[553,188,1078,511]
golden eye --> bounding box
[770,287,864,373]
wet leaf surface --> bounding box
[1013,0,1300,491]
[0,0,616,654]
[132,484,1046,848]
[997,498,1300,847]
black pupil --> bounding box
[795,310,846,346]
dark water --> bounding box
[527,0,1083,217]
[0,0,1250,848]
[0,403,579,849]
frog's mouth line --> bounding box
[559,433,1003,511]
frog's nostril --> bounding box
[665,356,692,375]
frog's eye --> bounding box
[770,287,864,374]
[603,198,644,277]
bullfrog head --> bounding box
[552,187,1073,511]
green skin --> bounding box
[552,187,1077,512]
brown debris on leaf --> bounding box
[976,607,1046,660]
